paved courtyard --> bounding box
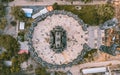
[32,14,87,65]
[87,26,105,48]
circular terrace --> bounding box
[28,10,90,68]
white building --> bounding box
[19,22,25,30]
[32,8,48,19]
[81,67,111,75]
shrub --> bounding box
[10,21,17,26]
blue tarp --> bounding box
[25,13,32,18]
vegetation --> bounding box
[96,4,114,24]
[0,35,29,75]
[18,31,25,42]
[17,53,29,63]
[11,6,26,21]
[0,4,5,17]
[54,71,67,75]
[0,17,7,30]
[11,6,33,29]
[0,35,20,57]
[10,21,17,26]
[1,0,14,2]
[35,67,50,75]
[53,3,114,25]
[81,0,93,3]
[0,4,7,30]
[83,49,97,62]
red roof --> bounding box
[18,50,29,54]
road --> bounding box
[9,0,107,6]
[50,60,120,75]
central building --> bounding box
[50,26,67,53]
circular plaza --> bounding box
[28,10,89,68]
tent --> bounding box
[22,8,33,18]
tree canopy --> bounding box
[0,35,30,75]
[11,6,26,21]
[0,17,7,30]
[81,0,93,3]
[35,67,50,75]
[96,4,115,24]
[0,3,5,17]
[0,35,20,57]
[1,0,14,3]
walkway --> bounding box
[50,60,120,75]
[9,0,107,6]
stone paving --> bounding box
[32,14,86,65]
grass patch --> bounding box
[53,3,114,25]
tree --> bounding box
[10,57,21,73]
[81,0,93,3]
[53,3,59,10]
[83,49,97,62]
[0,52,12,60]
[0,3,5,17]
[0,35,20,57]
[10,21,17,26]
[10,65,21,73]
[1,0,14,2]
[0,17,7,30]
[96,4,114,24]
[35,67,50,75]
[55,71,67,75]
[11,6,26,21]
[18,53,29,63]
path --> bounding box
[9,0,107,6]
[50,60,120,75]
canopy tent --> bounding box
[22,8,33,18]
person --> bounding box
[71,1,73,5]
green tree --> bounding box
[35,67,50,75]
[10,21,17,26]
[18,53,29,63]
[0,35,20,57]
[53,2,59,10]
[10,65,21,73]
[11,6,26,21]
[0,3,5,17]
[96,4,114,24]
[81,0,93,3]
[1,0,14,2]
[55,71,67,75]
[0,17,7,30]
[83,49,97,62]
[0,52,12,60]
[11,57,21,73]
